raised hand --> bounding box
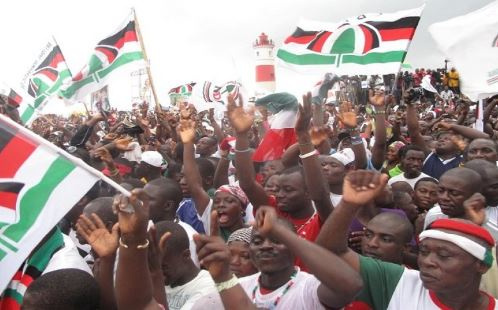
[114,189,150,239]
[368,89,386,108]
[193,211,232,282]
[94,148,113,165]
[103,132,118,141]
[337,101,357,128]
[254,206,278,237]
[342,170,388,207]
[114,136,134,151]
[177,119,197,144]
[148,225,168,274]
[227,93,254,134]
[76,213,119,258]
[295,92,313,134]
[310,127,329,146]
[464,193,487,225]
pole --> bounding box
[133,8,161,111]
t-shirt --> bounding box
[347,255,498,309]
[422,153,463,180]
[239,269,326,310]
[178,220,200,267]
[177,198,206,233]
[330,193,342,208]
[388,172,433,189]
[424,205,498,241]
[166,269,217,310]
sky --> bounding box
[0,0,494,112]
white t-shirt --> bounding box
[388,268,498,309]
[178,220,200,267]
[166,269,217,310]
[238,270,326,310]
[388,172,433,189]
[330,193,343,208]
[424,205,498,241]
[44,234,92,275]
[201,200,214,235]
[356,256,498,309]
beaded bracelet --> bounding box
[216,274,239,292]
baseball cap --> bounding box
[330,148,355,166]
[141,151,164,168]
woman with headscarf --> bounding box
[227,227,258,277]
[382,141,405,177]
[212,185,250,241]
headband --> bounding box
[419,230,493,267]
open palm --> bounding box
[76,214,119,258]
[368,89,386,107]
[337,101,357,128]
[177,119,197,144]
[227,94,254,134]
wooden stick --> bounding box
[133,8,161,111]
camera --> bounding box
[407,87,424,102]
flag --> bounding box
[0,83,38,126]
[429,1,498,101]
[19,39,72,125]
[277,6,423,75]
[0,114,100,293]
[252,92,298,162]
[168,82,196,106]
[60,11,145,100]
[190,81,242,112]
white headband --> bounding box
[419,230,493,266]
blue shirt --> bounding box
[176,198,206,233]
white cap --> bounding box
[330,148,355,166]
[140,151,164,168]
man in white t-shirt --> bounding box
[157,221,217,310]
[388,145,432,189]
[192,207,363,310]
[439,85,454,102]
[318,170,498,309]
[320,148,356,207]
[424,163,498,242]
[144,178,199,266]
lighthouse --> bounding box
[253,33,276,95]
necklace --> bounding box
[251,268,298,309]
[296,212,317,235]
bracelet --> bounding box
[299,149,319,159]
[216,274,239,292]
[374,109,386,114]
[109,169,120,176]
[351,135,363,145]
[234,148,251,153]
[119,237,149,249]
[298,142,313,146]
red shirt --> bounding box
[264,195,322,272]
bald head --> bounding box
[83,197,117,227]
[369,212,414,244]
[441,167,482,194]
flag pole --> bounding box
[0,113,131,197]
[132,8,161,111]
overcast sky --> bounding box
[0,0,494,110]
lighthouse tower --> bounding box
[253,33,276,95]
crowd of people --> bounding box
[2,65,498,310]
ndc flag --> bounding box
[278,6,424,75]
